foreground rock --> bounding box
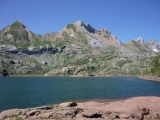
[0,97,160,120]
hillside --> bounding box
[0,20,159,77]
[143,55,160,76]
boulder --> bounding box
[26,110,40,116]
[35,106,52,110]
[60,102,77,108]
[82,109,102,118]
[0,109,20,119]
[6,45,18,51]
[38,112,53,119]
[10,60,16,64]
[0,69,9,77]
[90,39,103,48]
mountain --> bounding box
[0,20,159,76]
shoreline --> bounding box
[138,75,160,81]
[6,74,136,77]
[0,96,160,120]
[2,74,160,82]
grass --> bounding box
[66,24,76,33]
[131,40,147,52]
[9,30,28,40]
[11,114,22,120]
[71,58,89,66]
[30,32,53,48]
[53,38,66,47]
[149,55,160,75]
[106,56,117,60]
[117,60,132,68]
[50,104,60,109]
[18,42,31,50]
[0,38,31,50]
[143,55,160,76]
[10,21,21,29]
[9,21,28,40]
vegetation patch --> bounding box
[54,38,66,47]
[144,55,160,76]
[10,21,21,29]
[11,114,22,120]
[66,24,76,33]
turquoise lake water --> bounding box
[0,76,160,112]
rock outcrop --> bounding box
[135,37,144,44]
[0,69,9,77]
[74,20,95,33]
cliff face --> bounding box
[0,20,159,76]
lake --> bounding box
[0,76,160,112]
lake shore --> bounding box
[139,75,160,81]
[6,74,160,82]
[1,96,160,120]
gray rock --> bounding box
[38,112,53,119]
[60,102,77,107]
[35,106,52,110]
[135,37,144,44]
[10,60,16,64]
[0,45,17,51]
[82,109,102,118]
[26,110,40,116]
[147,40,160,52]
[0,109,20,119]
[74,20,95,33]
[90,39,104,48]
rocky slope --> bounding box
[139,55,160,81]
[0,20,159,76]
[0,96,160,120]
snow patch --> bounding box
[153,49,158,52]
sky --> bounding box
[0,0,160,43]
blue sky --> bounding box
[0,0,160,43]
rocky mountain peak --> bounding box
[135,37,144,44]
[74,20,84,26]
[10,20,26,29]
[74,20,95,33]
[0,20,33,44]
[100,28,111,34]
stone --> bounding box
[0,109,20,119]
[119,113,129,119]
[60,102,77,107]
[82,109,102,118]
[35,106,53,110]
[0,69,9,77]
[140,107,149,115]
[26,110,40,116]
[10,60,16,64]
[6,45,18,51]
[90,39,104,48]
[74,20,95,33]
[39,112,53,119]
[135,37,144,44]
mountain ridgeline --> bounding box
[0,20,160,77]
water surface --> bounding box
[0,76,160,112]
